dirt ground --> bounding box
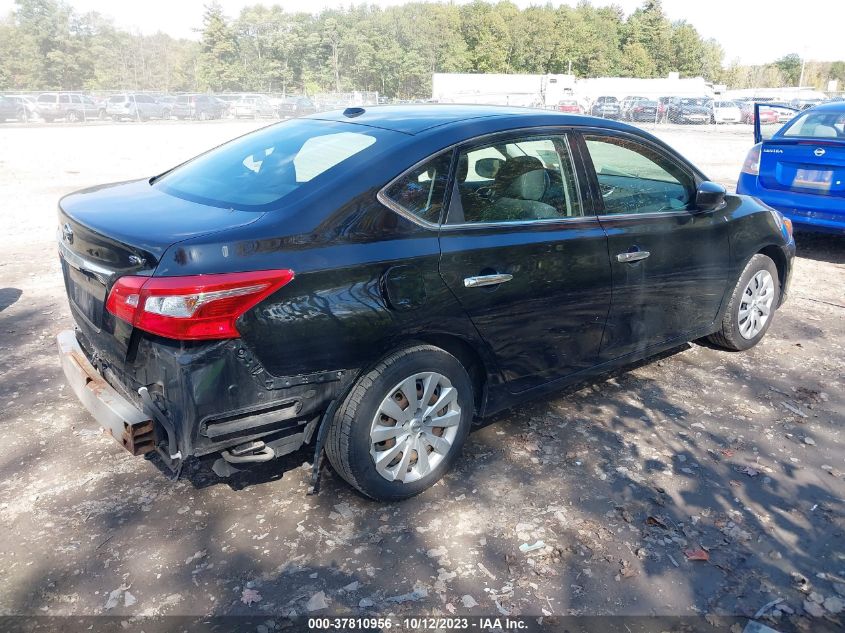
[0,119,843,631]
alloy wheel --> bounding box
[738,270,775,340]
[369,372,461,484]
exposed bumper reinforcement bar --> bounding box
[57,329,156,456]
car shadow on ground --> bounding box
[105,341,842,629]
[0,288,22,313]
[794,231,844,265]
[2,277,842,630]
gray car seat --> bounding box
[488,156,558,221]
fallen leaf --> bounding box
[241,588,262,606]
[684,548,710,561]
[646,516,668,529]
[306,591,329,612]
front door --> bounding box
[578,131,731,361]
[438,131,612,393]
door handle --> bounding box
[463,273,513,288]
[616,250,650,263]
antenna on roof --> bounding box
[343,107,365,118]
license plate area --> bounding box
[62,261,107,328]
[794,168,833,189]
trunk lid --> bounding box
[58,178,265,361]
[759,140,845,197]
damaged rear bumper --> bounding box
[57,329,156,455]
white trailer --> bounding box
[432,73,576,108]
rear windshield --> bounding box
[781,110,845,139]
[154,119,386,210]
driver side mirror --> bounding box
[695,181,726,212]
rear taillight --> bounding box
[106,270,294,340]
[741,143,761,176]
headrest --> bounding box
[494,156,547,201]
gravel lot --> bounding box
[0,119,843,631]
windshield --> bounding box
[780,109,845,140]
[154,119,387,210]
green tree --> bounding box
[669,22,704,77]
[461,1,512,73]
[625,0,671,76]
[775,53,802,85]
[196,2,238,91]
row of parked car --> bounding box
[0,92,318,123]
[555,95,818,125]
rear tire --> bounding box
[325,345,474,501]
[708,254,779,351]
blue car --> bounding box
[738,101,845,234]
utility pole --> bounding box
[799,56,806,87]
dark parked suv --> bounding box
[590,96,621,119]
[667,97,713,124]
[277,96,317,118]
[57,105,794,500]
[171,94,224,120]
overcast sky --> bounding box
[1,0,840,65]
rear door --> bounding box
[754,103,799,144]
[438,130,612,393]
[578,130,731,361]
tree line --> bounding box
[2,0,844,97]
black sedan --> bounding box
[56,105,795,501]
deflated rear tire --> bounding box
[708,254,779,351]
[325,345,473,501]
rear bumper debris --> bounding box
[57,329,156,455]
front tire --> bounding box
[708,254,779,351]
[325,345,474,501]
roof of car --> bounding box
[305,104,636,135]
[807,101,845,113]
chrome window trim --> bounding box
[438,215,600,232]
[595,210,689,221]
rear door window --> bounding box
[448,135,582,224]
